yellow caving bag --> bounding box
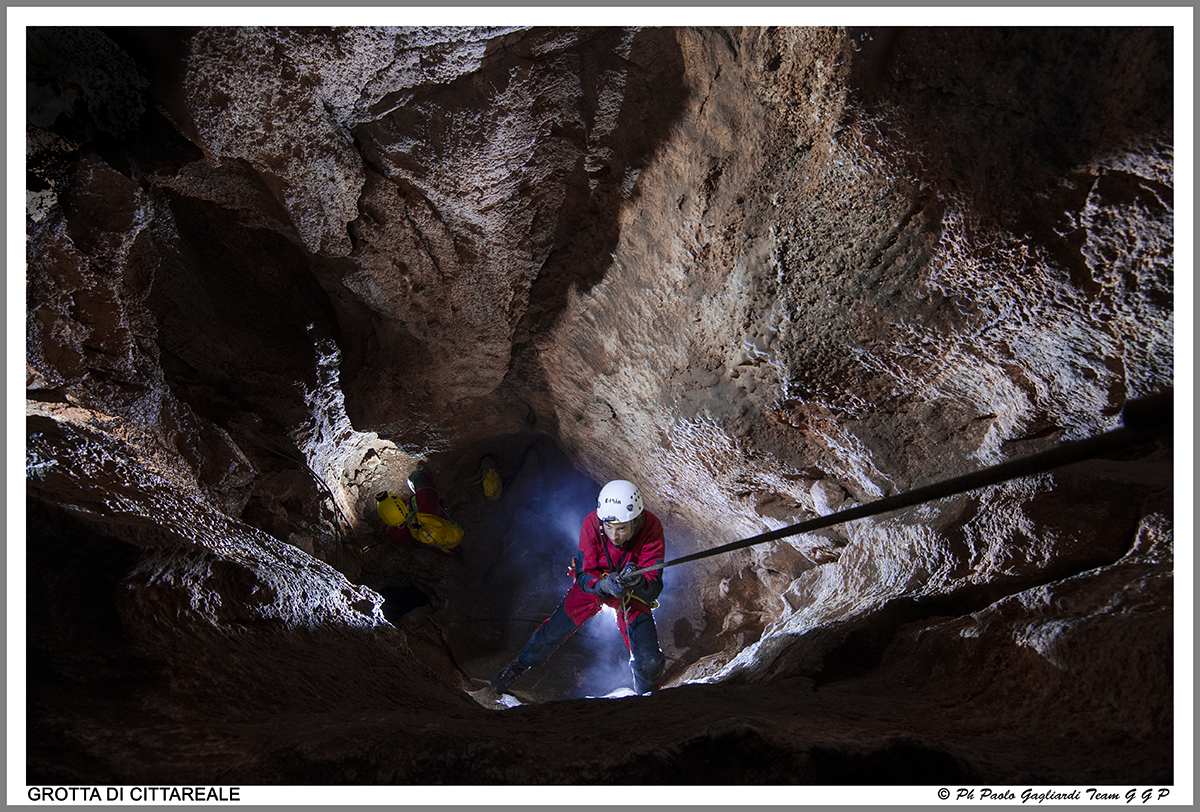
[479,455,503,501]
[408,512,464,550]
[482,467,502,501]
[375,491,464,551]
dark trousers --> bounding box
[517,595,665,694]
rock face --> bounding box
[24,25,1175,786]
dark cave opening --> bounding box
[373,585,433,622]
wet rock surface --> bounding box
[23,25,1175,786]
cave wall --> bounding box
[23,23,1176,786]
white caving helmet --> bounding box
[597,479,644,523]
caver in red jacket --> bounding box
[565,509,665,634]
[490,481,667,697]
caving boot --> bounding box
[490,658,529,695]
[407,463,434,493]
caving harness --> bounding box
[569,534,661,643]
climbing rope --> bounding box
[620,592,632,646]
[624,391,1173,579]
[256,441,366,552]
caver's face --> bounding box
[602,518,634,545]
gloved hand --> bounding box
[596,573,627,597]
[620,562,645,589]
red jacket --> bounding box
[573,509,665,607]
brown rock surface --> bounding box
[23,24,1176,788]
